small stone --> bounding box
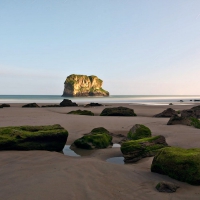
[156,181,179,193]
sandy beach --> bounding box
[0,103,200,200]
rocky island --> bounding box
[62,74,109,96]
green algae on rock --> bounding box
[100,106,137,116]
[121,135,168,163]
[151,147,200,185]
[127,124,151,140]
[62,74,109,96]
[67,109,94,116]
[0,124,68,152]
[74,127,112,149]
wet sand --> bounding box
[0,103,200,200]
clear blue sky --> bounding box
[0,0,200,95]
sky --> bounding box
[0,0,200,95]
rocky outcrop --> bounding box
[167,114,191,126]
[156,182,179,193]
[127,124,151,140]
[85,102,103,107]
[154,108,176,118]
[74,127,112,149]
[67,110,94,116]
[60,99,78,107]
[121,135,168,163]
[0,124,68,152]
[181,106,200,119]
[22,103,40,108]
[100,107,137,116]
[1,104,10,107]
[62,74,109,97]
[151,147,200,185]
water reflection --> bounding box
[106,157,124,164]
[63,145,80,157]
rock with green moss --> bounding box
[121,136,168,163]
[127,124,151,140]
[74,127,112,149]
[167,114,200,128]
[62,74,109,96]
[100,107,136,116]
[67,109,94,116]
[0,124,68,152]
[151,147,200,185]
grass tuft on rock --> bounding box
[190,117,200,129]
[0,124,68,151]
[151,147,200,185]
[67,109,94,116]
[91,127,109,134]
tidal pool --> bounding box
[106,157,124,164]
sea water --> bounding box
[0,95,200,105]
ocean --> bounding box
[0,95,200,105]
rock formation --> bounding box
[60,99,78,107]
[22,103,40,108]
[0,124,68,152]
[156,181,179,193]
[121,135,168,163]
[62,74,109,97]
[100,107,137,116]
[154,108,176,118]
[151,147,200,185]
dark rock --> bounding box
[85,102,103,107]
[100,106,137,116]
[169,103,173,105]
[60,99,78,107]
[194,100,200,101]
[74,127,112,149]
[191,106,200,118]
[179,100,184,102]
[167,114,191,126]
[151,147,200,185]
[154,108,176,118]
[0,105,3,108]
[181,109,196,118]
[67,109,94,116]
[121,135,168,163]
[0,124,68,152]
[156,181,179,193]
[22,103,40,108]
[190,100,193,101]
[127,124,151,140]
[1,104,10,107]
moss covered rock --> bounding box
[0,124,68,152]
[127,124,151,140]
[151,147,200,185]
[67,109,94,116]
[121,136,168,163]
[62,74,109,96]
[74,127,112,149]
[100,106,136,116]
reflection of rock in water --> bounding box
[106,157,124,164]
[63,145,80,157]
[69,144,96,156]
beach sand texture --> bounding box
[0,103,200,200]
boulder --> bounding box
[0,124,68,152]
[121,135,168,163]
[1,104,10,107]
[191,105,200,118]
[181,109,196,118]
[154,108,176,118]
[151,147,200,185]
[85,102,103,107]
[22,103,40,108]
[167,115,200,128]
[74,127,112,149]
[60,99,78,107]
[167,114,191,126]
[100,106,137,116]
[62,74,109,96]
[67,109,94,116]
[127,124,151,140]
[156,181,179,193]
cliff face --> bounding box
[62,74,109,97]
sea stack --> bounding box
[62,74,109,97]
